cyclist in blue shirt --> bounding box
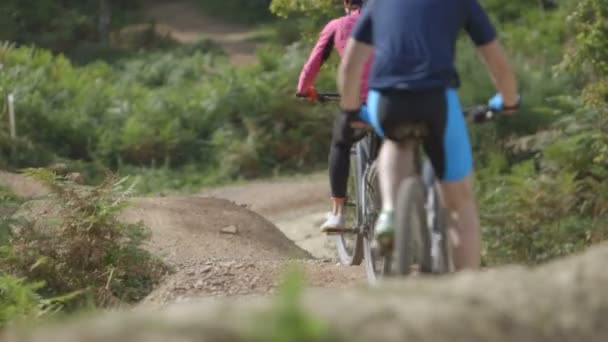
[337,0,520,270]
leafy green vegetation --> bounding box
[0,186,21,210]
[0,40,337,188]
[473,0,608,265]
[0,275,48,325]
[0,186,22,253]
[0,170,167,314]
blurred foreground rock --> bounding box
[4,243,608,342]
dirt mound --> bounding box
[120,196,360,304]
[203,174,328,220]
[203,174,338,259]
[7,243,608,342]
[122,196,311,266]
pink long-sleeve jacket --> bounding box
[297,11,371,103]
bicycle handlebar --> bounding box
[462,104,500,124]
[296,92,340,103]
[297,92,504,123]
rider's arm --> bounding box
[339,39,372,110]
[297,20,337,95]
[465,0,518,109]
[338,6,373,111]
[477,41,518,109]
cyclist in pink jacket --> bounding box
[296,0,372,233]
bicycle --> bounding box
[296,92,380,270]
[374,104,501,278]
[297,92,499,283]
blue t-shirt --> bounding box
[352,0,496,90]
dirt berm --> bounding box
[121,196,362,302]
[5,242,608,342]
[1,170,363,302]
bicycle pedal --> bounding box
[323,228,358,236]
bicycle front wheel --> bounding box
[335,145,363,266]
[361,161,390,283]
[395,178,432,276]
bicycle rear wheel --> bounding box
[421,159,454,274]
[434,208,454,274]
[395,177,432,276]
[335,146,363,265]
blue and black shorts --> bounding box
[362,88,473,182]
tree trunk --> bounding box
[98,0,111,43]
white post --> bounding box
[7,93,16,139]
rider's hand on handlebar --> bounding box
[340,107,371,130]
[488,93,521,114]
[296,87,319,101]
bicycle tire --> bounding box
[335,146,363,265]
[435,208,454,274]
[395,177,432,276]
[361,161,388,283]
[421,159,453,274]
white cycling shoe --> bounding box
[320,212,347,234]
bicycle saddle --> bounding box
[390,123,429,141]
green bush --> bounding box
[478,95,608,265]
[0,169,167,308]
[558,0,608,110]
[480,161,608,265]
[0,186,22,246]
[0,275,47,326]
[0,39,336,181]
[270,0,340,20]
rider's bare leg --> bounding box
[378,139,416,212]
[331,197,346,216]
[440,174,481,270]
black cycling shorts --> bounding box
[366,88,473,182]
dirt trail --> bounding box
[0,171,364,304]
[137,0,259,65]
[128,173,363,305]
[120,194,362,305]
